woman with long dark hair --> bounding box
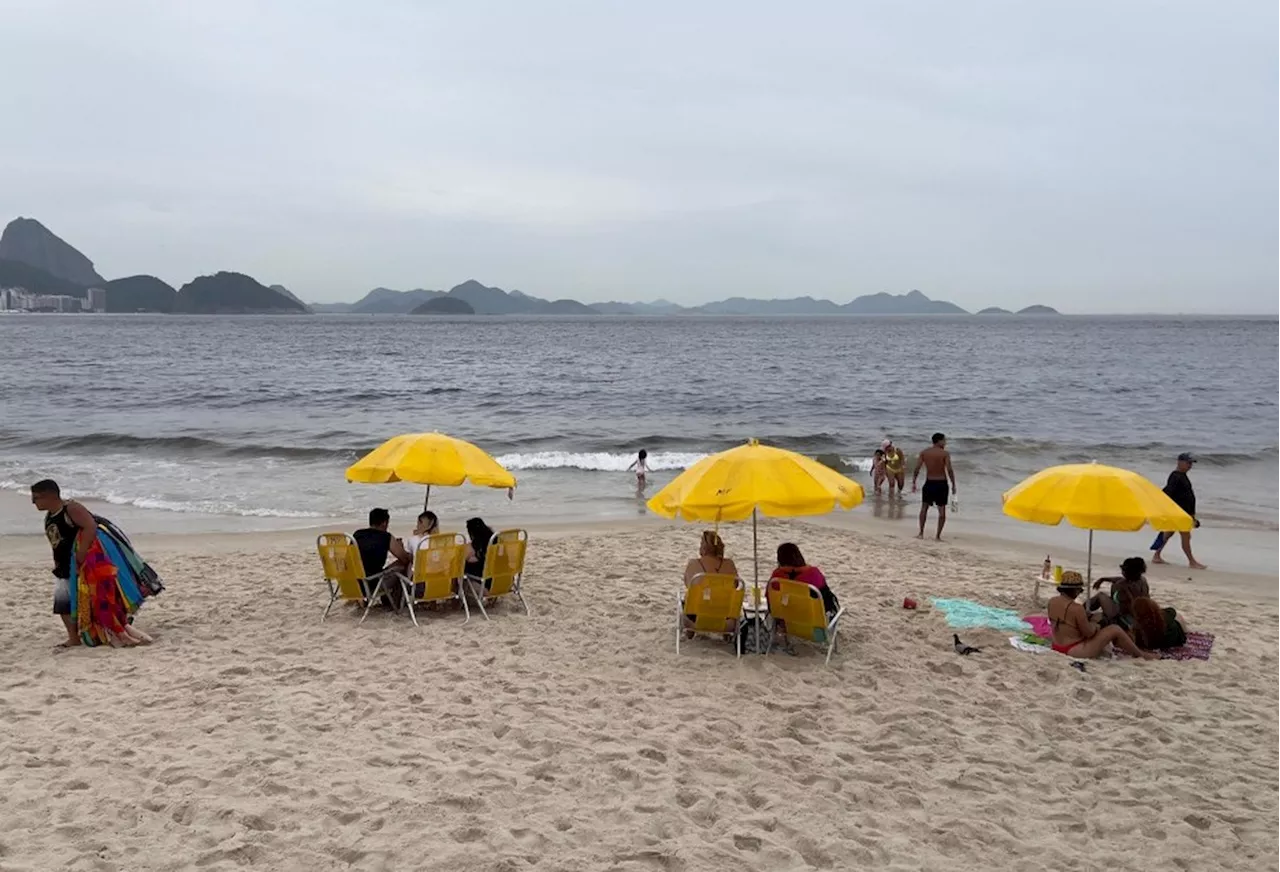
[464,517,496,577]
[771,542,839,616]
[1130,596,1188,651]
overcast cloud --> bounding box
[1,0,1275,312]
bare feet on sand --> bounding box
[1151,555,1167,564]
[1190,561,1208,570]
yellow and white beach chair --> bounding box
[402,532,470,625]
[677,573,746,657]
[765,578,845,665]
[464,529,530,619]
[316,532,397,623]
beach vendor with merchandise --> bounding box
[31,479,163,647]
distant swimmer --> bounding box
[912,433,957,540]
[627,449,649,493]
[881,440,906,497]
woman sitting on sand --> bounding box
[464,517,496,577]
[771,542,839,616]
[1088,556,1150,629]
[1130,596,1188,651]
[683,531,738,587]
[1047,571,1157,660]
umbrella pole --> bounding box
[752,508,761,655]
[424,485,431,512]
[1086,529,1094,585]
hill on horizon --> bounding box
[410,296,475,315]
[103,275,177,312]
[0,217,104,286]
[175,272,308,314]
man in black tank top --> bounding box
[31,479,97,646]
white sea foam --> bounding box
[495,451,708,472]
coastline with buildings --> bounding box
[0,285,106,313]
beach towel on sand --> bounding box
[931,599,1031,633]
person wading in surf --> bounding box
[912,433,957,541]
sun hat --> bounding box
[881,439,892,449]
[1057,570,1085,590]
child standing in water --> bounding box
[871,448,887,495]
[627,449,649,492]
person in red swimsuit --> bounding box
[1047,571,1157,660]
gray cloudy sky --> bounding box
[2,1,1275,312]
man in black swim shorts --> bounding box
[912,433,957,541]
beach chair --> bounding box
[316,532,396,623]
[403,532,470,625]
[765,579,845,665]
[464,529,530,619]
[677,573,745,657]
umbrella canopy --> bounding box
[646,439,864,523]
[1001,462,1192,532]
[346,432,515,509]
[1001,461,1192,584]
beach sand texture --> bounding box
[0,521,1275,872]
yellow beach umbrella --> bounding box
[646,439,864,587]
[1002,462,1192,582]
[346,432,515,510]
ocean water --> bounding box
[1,314,1276,562]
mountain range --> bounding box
[0,218,305,313]
[319,283,1058,316]
[0,216,1061,316]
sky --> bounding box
[1,1,1276,313]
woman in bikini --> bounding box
[681,531,740,639]
[683,530,738,587]
[1047,571,1157,660]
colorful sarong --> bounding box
[69,539,135,646]
[67,521,162,647]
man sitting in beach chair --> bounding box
[353,508,411,609]
[317,528,404,623]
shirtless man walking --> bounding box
[911,433,957,540]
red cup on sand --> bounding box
[903,597,918,610]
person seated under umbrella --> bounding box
[1047,570,1157,660]
[354,508,411,609]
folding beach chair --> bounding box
[464,529,530,619]
[403,532,471,625]
[316,532,396,623]
[765,578,845,665]
[677,573,745,657]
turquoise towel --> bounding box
[931,598,1031,633]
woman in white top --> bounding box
[404,510,440,560]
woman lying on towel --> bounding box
[1047,571,1157,660]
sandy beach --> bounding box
[0,518,1275,872]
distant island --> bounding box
[411,296,475,315]
[0,215,1063,317]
